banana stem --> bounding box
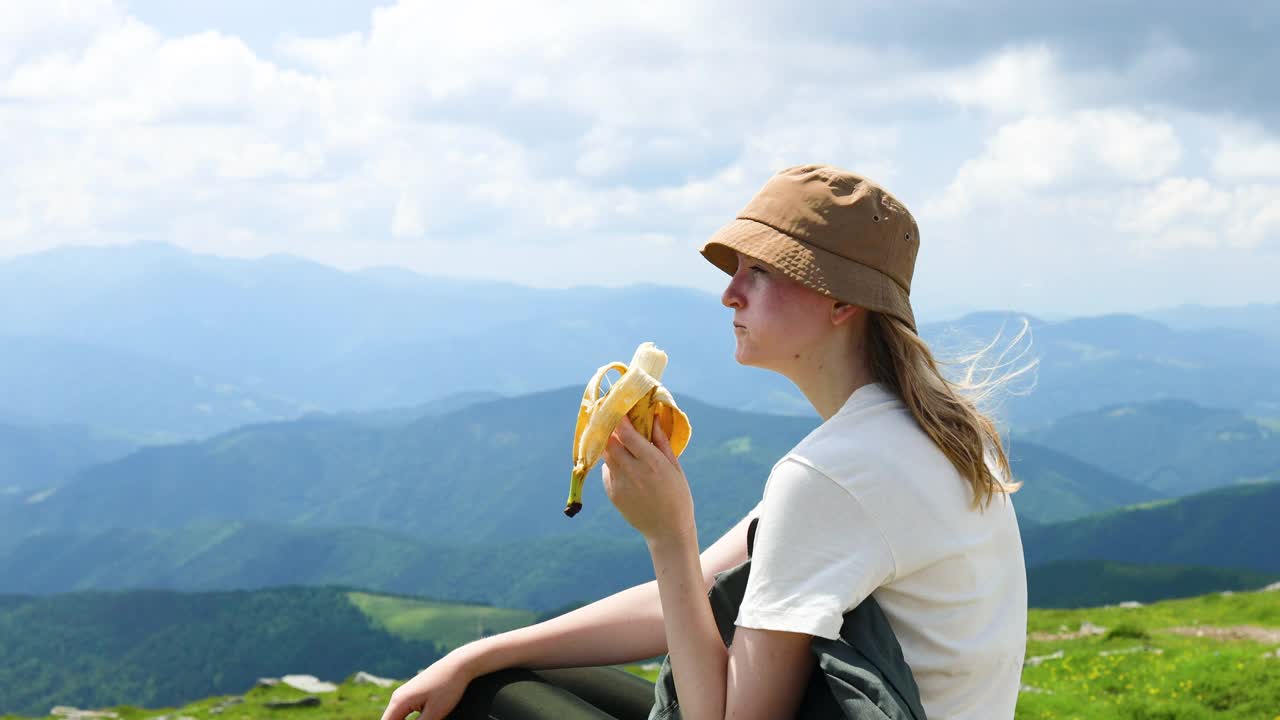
[564,466,588,517]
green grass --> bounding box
[347,591,537,652]
[622,662,663,684]
[1018,589,1280,718]
[4,591,1277,720]
[1018,633,1280,718]
[621,590,1280,718]
[0,676,404,720]
[1028,587,1280,635]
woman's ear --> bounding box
[831,301,860,325]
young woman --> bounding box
[380,164,1032,720]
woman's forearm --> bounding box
[448,578,668,678]
[444,512,754,683]
[649,530,728,720]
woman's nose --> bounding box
[721,274,744,309]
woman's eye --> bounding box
[749,265,767,275]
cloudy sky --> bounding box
[3,0,1277,321]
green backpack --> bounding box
[648,519,929,720]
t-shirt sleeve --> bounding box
[735,458,896,640]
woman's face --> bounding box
[720,250,842,373]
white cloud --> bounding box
[0,0,121,67]
[0,0,1275,314]
[1123,177,1280,251]
[391,189,425,239]
[1228,185,1280,246]
[575,126,634,179]
[276,31,363,73]
[1213,126,1280,181]
[1123,177,1230,239]
[927,110,1181,218]
[936,45,1062,116]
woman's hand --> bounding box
[602,415,696,548]
[379,656,471,720]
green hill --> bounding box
[1028,560,1279,608]
[558,587,1280,719]
[347,591,536,651]
[0,388,816,553]
[11,494,1279,616]
[1023,398,1280,495]
[4,586,1278,720]
[0,522,653,612]
[1005,441,1159,524]
[0,586,445,717]
[1,384,1152,560]
[0,420,134,496]
[1014,587,1280,718]
[1024,481,1280,572]
[0,384,1183,606]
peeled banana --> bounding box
[565,341,692,517]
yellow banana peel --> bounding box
[565,341,692,517]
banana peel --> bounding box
[565,342,691,517]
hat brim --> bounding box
[700,217,916,332]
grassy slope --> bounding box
[1027,560,1280,608]
[0,587,538,717]
[347,591,536,652]
[1023,481,1280,573]
[1016,589,1280,718]
[5,590,1275,720]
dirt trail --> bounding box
[1162,625,1280,643]
[1028,622,1106,641]
[1029,623,1280,644]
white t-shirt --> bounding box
[735,381,1027,720]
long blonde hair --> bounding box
[865,312,1038,510]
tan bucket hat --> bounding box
[700,164,921,333]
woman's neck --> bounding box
[787,329,877,422]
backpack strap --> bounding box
[747,517,759,559]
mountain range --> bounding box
[4,243,1279,443]
[3,371,1277,612]
[7,380,1234,557]
[0,585,444,717]
[4,480,1276,613]
[1022,398,1280,496]
[2,242,1277,626]
[1022,480,1280,572]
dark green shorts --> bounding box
[445,666,656,720]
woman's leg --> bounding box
[445,666,655,720]
[529,667,656,719]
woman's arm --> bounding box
[447,510,756,677]
[380,512,755,720]
[649,533,813,720]
[604,417,814,720]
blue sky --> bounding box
[2,0,1277,321]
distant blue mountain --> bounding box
[0,385,1180,560]
[4,243,1278,442]
[0,335,305,442]
[0,420,134,495]
[1142,302,1280,339]
[1023,399,1280,495]
[0,243,803,439]
[926,310,1280,430]
[1022,481,1280,572]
